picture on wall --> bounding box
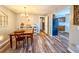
[73,5,79,25]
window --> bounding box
[0,16,2,26]
[0,16,8,27]
[0,10,8,28]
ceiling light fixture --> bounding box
[24,7,28,18]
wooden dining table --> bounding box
[9,29,34,48]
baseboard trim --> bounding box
[59,35,69,40]
[0,39,9,49]
[67,47,75,53]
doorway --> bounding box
[52,14,58,36]
[40,17,45,32]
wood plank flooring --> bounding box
[0,32,70,53]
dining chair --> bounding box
[14,33,25,49]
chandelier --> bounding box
[24,7,28,18]
[21,7,29,18]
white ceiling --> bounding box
[4,5,69,15]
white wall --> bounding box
[69,6,79,48]
[16,14,41,33]
[65,14,70,32]
[46,14,53,36]
[0,6,16,41]
[0,6,16,34]
[44,16,48,34]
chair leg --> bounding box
[27,37,28,48]
[31,37,33,46]
[24,39,26,44]
[31,39,32,46]
[19,41,20,44]
[16,40,17,49]
[23,40,25,48]
[26,37,28,52]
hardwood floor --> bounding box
[0,32,70,53]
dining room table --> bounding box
[9,29,34,48]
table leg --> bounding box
[31,35,33,46]
[10,35,12,48]
[27,37,29,48]
[31,35,34,52]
